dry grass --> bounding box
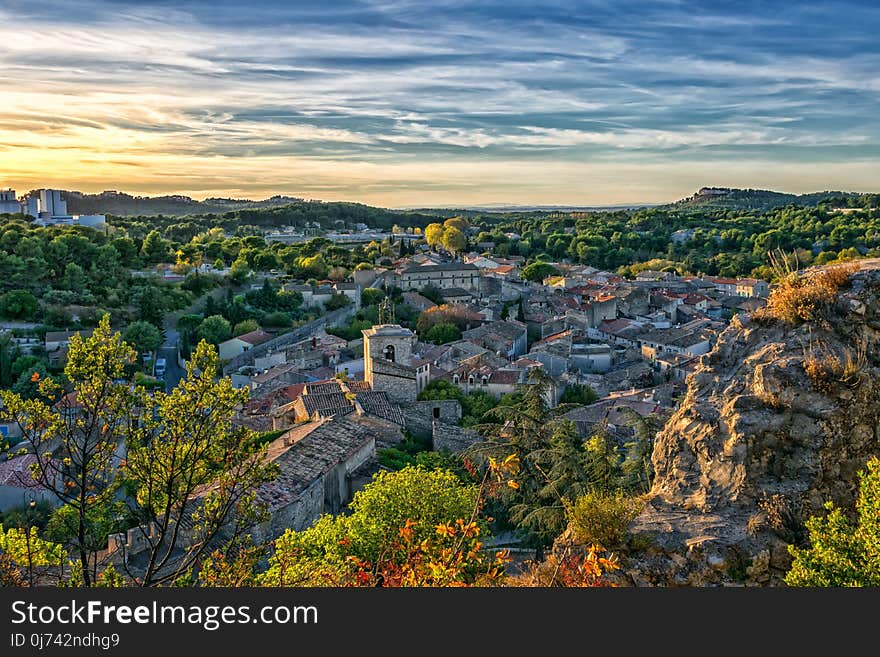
[755,493,805,544]
[802,339,865,392]
[753,262,858,326]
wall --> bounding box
[403,400,462,439]
[370,370,418,404]
[262,479,325,541]
[432,420,482,453]
[222,304,356,373]
[0,486,57,512]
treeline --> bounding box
[106,200,442,240]
[466,203,880,279]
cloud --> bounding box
[0,0,878,204]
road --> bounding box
[159,284,228,392]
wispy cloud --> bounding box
[0,0,878,205]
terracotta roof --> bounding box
[235,329,274,346]
[0,454,49,491]
[489,370,525,385]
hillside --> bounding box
[59,190,305,216]
[669,187,871,211]
[51,190,445,230]
[622,263,880,585]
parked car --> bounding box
[154,358,167,378]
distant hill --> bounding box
[59,190,305,216]
[668,187,872,211]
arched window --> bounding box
[481,376,488,386]
[468,375,474,386]
[453,374,460,384]
[383,344,395,362]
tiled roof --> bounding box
[259,415,400,512]
[372,357,418,377]
[235,329,274,346]
[355,392,406,426]
[298,392,355,418]
[401,262,479,274]
[489,369,524,385]
[0,454,50,491]
[304,381,345,395]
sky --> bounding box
[0,0,879,208]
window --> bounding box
[383,344,395,362]
[481,376,488,386]
[453,374,460,384]
[433,406,440,419]
[468,375,474,386]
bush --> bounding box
[567,490,643,550]
[754,263,857,325]
[262,311,292,327]
[560,383,598,405]
[425,322,461,345]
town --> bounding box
[0,186,778,583]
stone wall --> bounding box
[403,400,462,439]
[260,479,325,542]
[222,305,356,374]
[371,370,419,404]
[432,420,482,453]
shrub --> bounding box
[802,341,865,392]
[754,263,857,326]
[262,311,292,327]
[567,490,644,550]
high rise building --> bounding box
[0,188,21,214]
[38,189,67,216]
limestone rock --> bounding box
[624,266,880,586]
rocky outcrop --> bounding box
[625,265,880,586]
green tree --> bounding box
[786,457,880,586]
[444,216,469,232]
[196,315,232,345]
[559,384,598,405]
[324,293,351,311]
[522,261,559,282]
[0,290,38,319]
[0,316,135,585]
[121,341,278,586]
[233,319,260,335]
[11,362,52,399]
[229,258,251,285]
[425,322,461,345]
[0,524,66,585]
[62,262,88,294]
[131,285,164,327]
[260,466,479,586]
[122,321,163,354]
[140,230,169,263]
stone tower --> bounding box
[362,323,425,402]
[363,324,414,381]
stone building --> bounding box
[254,413,404,540]
[362,323,429,403]
[397,262,481,292]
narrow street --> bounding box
[160,284,228,391]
